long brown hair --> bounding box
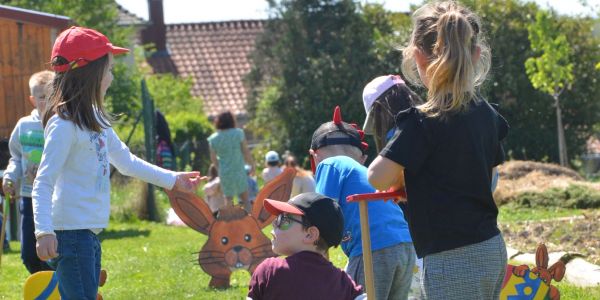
[401,1,490,118]
[43,55,111,132]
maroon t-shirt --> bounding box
[248,251,363,300]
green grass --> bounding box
[498,204,585,223]
[0,220,348,299]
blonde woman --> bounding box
[368,1,509,299]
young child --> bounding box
[32,26,201,299]
[309,107,415,299]
[2,70,55,274]
[245,164,258,205]
[248,192,364,300]
[368,2,509,299]
[202,164,227,213]
[261,150,282,184]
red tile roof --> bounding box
[147,20,265,118]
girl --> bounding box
[367,2,509,299]
[207,111,255,212]
[32,26,201,299]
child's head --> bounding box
[214,111,236,130]
[362,75,420,151]
[44,26,129,131]
[265,151,280,167]
[309,107,368,171]
[28,70,55,113]
[208,164,218,180]
[401,1,490,117]
[264,192,343,256]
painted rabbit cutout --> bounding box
[165,168,295,288]
[501,243,566,300]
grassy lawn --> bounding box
[0,220,348,299]
[1,182,598,299]
[2,219,599,299]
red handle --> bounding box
[346,189,407,203]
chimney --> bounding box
[142,0,167,54]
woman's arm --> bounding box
[367,155,405,191]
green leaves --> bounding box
[525,11,574,97]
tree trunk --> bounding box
[555,95,568,166]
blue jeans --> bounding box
[20,197,52,273]
[48,229,101,300]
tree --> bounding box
[525,11,574,166]
[459,0,600,165]
[247,0,410,164]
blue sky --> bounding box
[116,0,599,24]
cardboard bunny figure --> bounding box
[165,168,295,288]
[500,243,566,300]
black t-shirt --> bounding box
[381,100,509,258]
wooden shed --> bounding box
[0,5,70,139]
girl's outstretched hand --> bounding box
[36,234,58,261]
[172,172,206,193]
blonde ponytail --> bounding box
[401,1,490,118]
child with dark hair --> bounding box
[248,192,364,300]
[202,164,227,213]
[155,110,175,170]
[0,139,10,251]
[208,111,255,212]
[368,2,508,298]
[32,26,201,299]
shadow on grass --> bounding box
[99,229,150,241]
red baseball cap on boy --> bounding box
[51,26,129,72]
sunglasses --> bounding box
[273,213,310,231]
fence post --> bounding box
[141,79,159,222]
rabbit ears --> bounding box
[165,167,296,235]
[252,167,296,228]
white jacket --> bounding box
[32,115,176,236]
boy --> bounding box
[309,107,415,299]
[261,150,282,184]
[2,70,54,273]
[248,192,364,300]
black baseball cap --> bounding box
[310,106,368,154]
[264,192,344,247]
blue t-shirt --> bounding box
[315,156,412,258]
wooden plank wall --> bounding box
[0,18,52,139]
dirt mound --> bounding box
[499,160,583,180]
[494,161,598,206]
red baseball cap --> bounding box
[51,26,129,72]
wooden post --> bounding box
[141,79,158,221]
[358,200,376,300]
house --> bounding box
[127,0,265,124]
[0,5,70,139]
